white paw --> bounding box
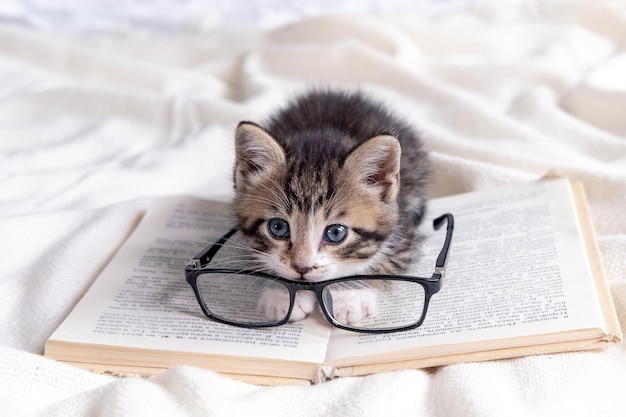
[257,289,316,323]
[329,289,379,325]
[257,288,290,322]
[288,292,317,322]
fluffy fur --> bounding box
[232,90,430,323]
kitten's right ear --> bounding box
[234,122,285,189]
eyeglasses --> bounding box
[185,213,454,334]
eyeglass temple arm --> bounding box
[188,228,238,268]
[433,213,454,271]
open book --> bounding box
[44,178,621,385]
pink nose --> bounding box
[292,264,313,276]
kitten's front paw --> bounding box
[289,292,317,322]
[257,289,316,323]
[257,288,290,322]
[329,289,379,325]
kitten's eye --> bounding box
[324,224,348,244]
[268,218,290,239]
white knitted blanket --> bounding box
[1,2,625,416]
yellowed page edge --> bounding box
[59,361,311,385]
[338,334,614,377]
[571,182,622,341]
[44,339,320,382]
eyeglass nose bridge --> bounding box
[275,281,348,330]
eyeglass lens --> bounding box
[196,272,290,325]
[195,272,427,330]
[322,280,426,330]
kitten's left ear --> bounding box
[343,135,401,203]
[234,122,286,189]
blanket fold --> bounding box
[1,6,625,417]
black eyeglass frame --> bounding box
[185,213,454,334]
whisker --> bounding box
[238,178,291,214]
[211,240,269,256]
[264,177,291,212]
[235,193,278,208]
[326,181,350,213]
[201,237,283,277]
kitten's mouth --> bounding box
[296,271,335,283]
[288,270,324,282]
[292,272,317,282]
[271,267,315,282]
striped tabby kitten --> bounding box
[233,90,430,324]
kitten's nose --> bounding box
[292,264,313,277]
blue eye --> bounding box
[324,224,348,244]
[268,218,290,239]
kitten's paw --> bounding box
[257,288,291,322]
[289,292,317,322]
[257,289,316,323]
[329,289,379,325]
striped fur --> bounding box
[233,90,430,283]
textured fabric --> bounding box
[1,6,626,417]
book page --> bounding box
[48,196,330,366]
[325,179,607,365]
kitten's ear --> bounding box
[344,135,401,203]
[234,122,285,189]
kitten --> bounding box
[233,90,430,324]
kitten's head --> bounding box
[233,122,401,282]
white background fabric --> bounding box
[1,1,626,416]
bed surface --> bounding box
[1,2,625,416]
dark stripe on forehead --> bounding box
[292,193,307,213]
[285,158,337,215]
[315,195,324,211]
[323,181,340,219]
[324,176,335,199]
[278,181,294,215]
[288,184,329,214]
